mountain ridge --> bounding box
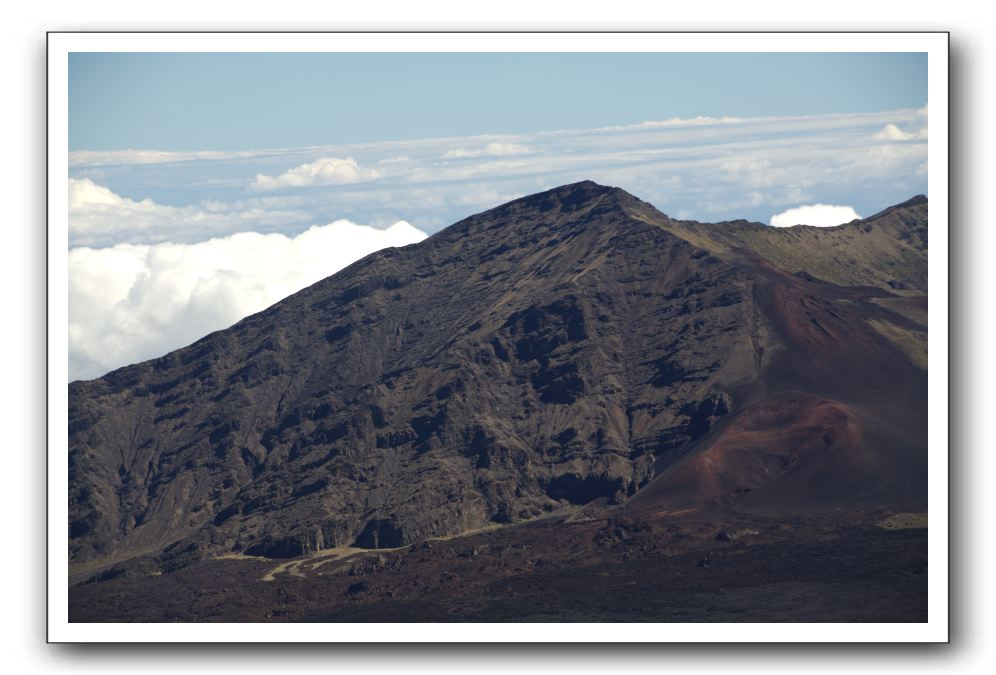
[68,182,928,578]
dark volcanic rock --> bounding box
[68,181,928,574]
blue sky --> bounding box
[67,52,928,380]
[69,52,926,151]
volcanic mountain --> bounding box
[68,181,928,583]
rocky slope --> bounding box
[68,181,928,575]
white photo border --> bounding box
[47,31,949,643]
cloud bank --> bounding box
[69,178,313,247]
[769,204,862,228]
[441,142,533,159]
[70,107,928,241]
[69,220,427,381]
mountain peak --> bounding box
[531,179,615,197]
[898,194,928,208]
[506,180,631,212]
[864,194,928,222]
[430,180,643,246]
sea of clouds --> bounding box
[67,107,927,380]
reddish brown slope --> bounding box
[627,248,927,515]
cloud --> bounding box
[70,107,929,243]
[873,123,928,141]
[68,219,428,381]
[251,157,381,190]
[872,107,928,142]
[69,148,265,167]
[69,177,165,238]
[68,178,314,247]
[441,142,533,159]
[599,115,744,131]
[769,204,862,228]
[69,177,137,209]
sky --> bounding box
[70,53,927,151]
[67,52,928,381]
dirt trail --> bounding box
[257,509,589,582]
[260,545,377,582]
[876,512,928,530]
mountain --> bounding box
[68,182,928,592]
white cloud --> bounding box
[769,204,862,228]
[68,148,265,167]
[608,115,744,131]
[68,178,313,247]
[69,178,166,238]
[872,107,928,142]
[69,177,136,209]
[251,156,381,190]
[68,220,428,381]
[873,123,928,141]
[441,142,533,159]
[856,143,926,172]
[69,107,929,244]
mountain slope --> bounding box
[639,195,928,293]
[68,181,928,574]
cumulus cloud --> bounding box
[68,179,316,247]
[69,177,136,209]
[872,106,928,142]
[68,220,427,381]
[251,157,381,190]
[873,123,928,141]
[68,178,174,241]
[769,204,862,228]
[441,142,533,159]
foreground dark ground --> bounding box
[70,507,926,622]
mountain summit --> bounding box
[69,182,927,579]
